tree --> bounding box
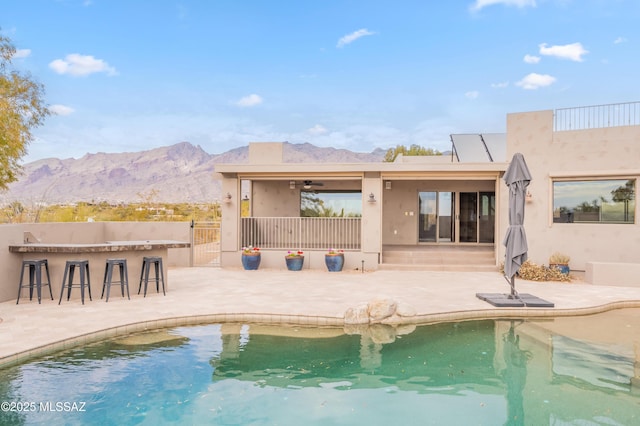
[383,144,442,162]
[0,32,50,190]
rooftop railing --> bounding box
[241,217,361,251]
[554,101,640,131]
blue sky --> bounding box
[4,0,639,162]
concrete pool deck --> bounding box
[2,267,640,368]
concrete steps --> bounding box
[380,245,498,272]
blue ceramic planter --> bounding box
[285,256,304,271]
[325,254,344,272]
[550,264,570,275]
[241,253,261,270]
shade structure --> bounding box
[503,152,532,282]
[477,152,554,307]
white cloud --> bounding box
[235,94,263,107]
[49,54,117,76]
[491,81,509,88]
[337,29,376,48]
[523,54,540,64]
[470,0,536,12]
[614,37,627,44]
[539,42,588,62]
[50,104,75,116]
[516,73,556,90]
[308,124,328,135]
[465,91,479,99]
[12,48,31,59]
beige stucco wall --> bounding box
[505,110,640,270]
[252,181,301,217]
[0,225,24,302]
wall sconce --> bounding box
[385,181,391,190]
[289,180,296,189]
[368,193,377,203]
[526,191,532,202]
[224,192,232,203]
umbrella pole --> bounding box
[509,276,517,299]
[504,274,520,300]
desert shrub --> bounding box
[501,260,571,282]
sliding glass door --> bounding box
[419,191,494,244]
[419,191,453,242]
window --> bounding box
[553,179,635,223]
[301,191,362,217]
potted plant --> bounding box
[549,252,570,275]
[285,250,304,271]
[325,248,344,272]
[241,246,261,270]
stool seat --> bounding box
[101,258,130,302]
[138,256,165,297]
[58,260,92,304]
[17,259,54,304]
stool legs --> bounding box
[138,257,165,297]
[17,260,53,304]
[101,259,130,302]
[58,261,92,304]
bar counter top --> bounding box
[8,240,190,254]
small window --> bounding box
[553,179,635,223]
[301,191,362,217]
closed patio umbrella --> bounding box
[503,153,532,299]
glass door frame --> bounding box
[418,190,495,244]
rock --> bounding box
[367,298,397,321]
[344,304,370,325]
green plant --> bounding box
[242,246,260,254]
[327,248,344,255]
[286,250,304,257]
[549,252,570,265]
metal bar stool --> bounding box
[58,260,92,304]
[17,259,54,304]
[101,258,130,302]
[138,256,165,297]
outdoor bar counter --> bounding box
[9,240,190,301]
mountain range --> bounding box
[3,142,386,204]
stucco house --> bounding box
[215,101,639,278]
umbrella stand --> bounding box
[504,274,522,301]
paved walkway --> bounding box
[2,267,640,368]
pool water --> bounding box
[1,310,639,425]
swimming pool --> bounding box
[1,309,639,425]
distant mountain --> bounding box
[2,142,386,204]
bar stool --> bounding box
[138,256,165,297]
[101,258,130,302]
[58,260,92,304]
[17,259,54,304]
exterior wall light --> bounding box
[368,193,377,203]
[224,192,232,203]
[289,180,296,189]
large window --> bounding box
[553,179,635,223]
[301,191,362,217]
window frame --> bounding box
[551,177,636,224]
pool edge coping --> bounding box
[2,300,640,369]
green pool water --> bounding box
[1,310,639,425]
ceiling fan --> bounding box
[303,180,323,189]
[290,180,324,189]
